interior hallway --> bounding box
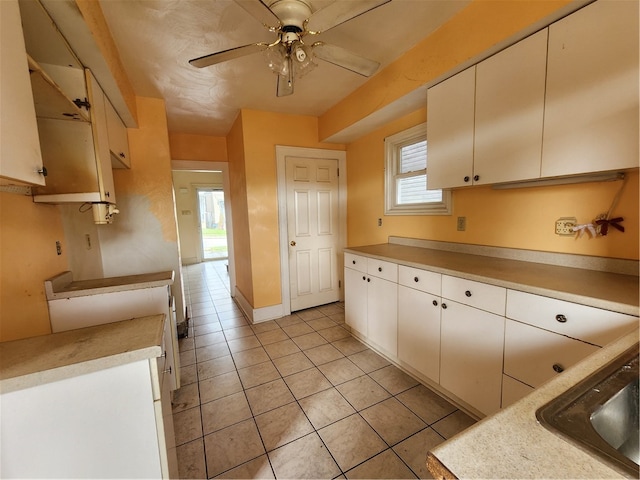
[173,261,476,479]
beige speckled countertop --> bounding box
[426,329,639,479]
[345,243,639,315]
[0,315,165,394]
[45,271,174,300]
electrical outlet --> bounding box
[457,216,466,231]
[555,217,577,236]
[378,218,382,227]
[55,240,62,255]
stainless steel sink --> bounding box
[537,344,639,478]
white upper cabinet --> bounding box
[106,98,131,169]
[542,0,639,177]
[0,0,45,186]
[427,66,476,189]
[474,29,548,185]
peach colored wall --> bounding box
[239,109,345,308]
[0,194,68,341]
[227,113,254,305]
[169,132,228,162]
[346,110,639,260]
[319,0,573,140]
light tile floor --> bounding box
[173,261,476,479]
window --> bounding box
[384,123,451,215]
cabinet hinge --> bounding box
[339,280,341,288]
[73,98,91,110]
[337,168,339,177]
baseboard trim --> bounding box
[233,288,285,324]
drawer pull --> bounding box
[555,314,567,323]
[441,303,448,309]
[164,366,172,375]
[432,300,438,307]
[162,350,167,358]
[414,277,419,283]
[352,260,356,264]
[552,363,564,373]
[473,175,480,182]
[362,276,366,281]
[367,278,371,283]
[465,290,472,297]
[378,267,382,272]
[464,176,470,183]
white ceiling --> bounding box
[98,0,470,138]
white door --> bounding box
[286,156,340,311]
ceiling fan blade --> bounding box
[312,42,380,77]
[234,0,281,31]
[189,43,269,68]
[306,0,390,34]
[276,73,294,97]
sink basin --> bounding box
[537,344,639,478]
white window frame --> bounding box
[384,122,451,215]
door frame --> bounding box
[276,146,347,316]
[171,160,235,297]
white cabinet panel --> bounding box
[474,29,548,185]
[427,66,476,189]
[398,265,441,296]
[504,319,599,388]
[501,374,534,409]
[367,258,398,283]
[106,97,131,168]
[440,300,505,415]
[344,266,368,336]
[542,0,639,177]
[344,252,367,274]
[367,276,398,357]
[0,0,45,186]
[506,290,638,347]
[398,285,441,383]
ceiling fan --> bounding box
[188,0,391,97]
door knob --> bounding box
[290,241,296,246]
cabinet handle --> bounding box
[164,366,172,374]
[162,350,167,358]
[105,191,110,198]
[473,175,480,182]
[119,152,126,158]
[465,290,472,297]
[378,267,382,272]
[414,277,419,283]
[432,300,438,307]
[352,260,356,264]
[362,276,366,281]
[463,176,470,183]
[552,363,564,373]
[367,278,371,282]
[37,167,48,177]
[555,314,567,323]
[441,303,447,309]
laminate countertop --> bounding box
[45,271,174,300]
[426,329,639,479]
[0,315,165,394]
[345,243,639,315]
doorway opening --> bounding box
[197,188,228,260]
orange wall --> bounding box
[169,132,228,162]
[320,0,573,140]
[347,110,639,260]
[239,109,345,308]
[0,194,67,341]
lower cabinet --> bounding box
[1,358,178,478]
[398,286,441,383]
[344,263,368,337]
[440,301,506,416]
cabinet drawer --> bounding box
[504,319,599,388]
[442,276,506,315]
[506,290,638,346]
[367,258,398,282]
[344,253,367,273]
[398,265,441,296]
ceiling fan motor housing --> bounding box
[269,0,313,31]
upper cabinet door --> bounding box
[106,98,131,169]
[427,66,476,189]
[474,29,548,185]
[542,0,639,177]
[0,0,45,186]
